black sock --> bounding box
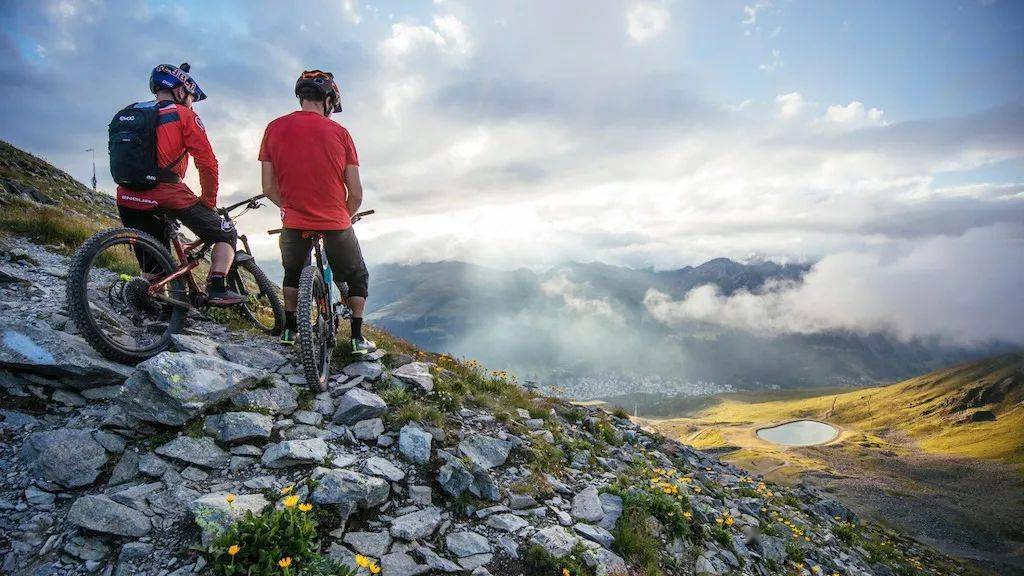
[285,311,297,332]
[210,274,226,292]
[351,317,363,341]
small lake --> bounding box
[756,420,838,446]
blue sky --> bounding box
[0,1,1022,345]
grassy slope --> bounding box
[652,352,1024,467]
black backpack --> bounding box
[108,101,185,190]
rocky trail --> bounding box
[0,235,981,576]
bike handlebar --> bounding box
[267,209,374,236]
[218,194,266,217]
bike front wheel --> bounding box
[66,227,187,363]
[229,257,285,335]
[296,265,332,392]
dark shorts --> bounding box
[118,203,238,248]
[279,227,368,298]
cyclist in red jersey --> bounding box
[115,63,243,306]
[259,70,374,354]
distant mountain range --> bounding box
[362,259,1004,398]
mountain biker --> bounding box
[259,69,375,355]
[115,63,243,306]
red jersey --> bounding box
[116,100,219,211]
[258,111,359,230]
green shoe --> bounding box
[279,329,296,347]
[351,338,376,355]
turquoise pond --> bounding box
[756,420,838,446]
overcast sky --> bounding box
[2,0,1022,275]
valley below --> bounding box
[633,354,1024,574]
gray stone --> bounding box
[485,513,529,533]
[108,449,141,486]
[190,492,269,545]
[138,453,168,477]
[203,411,274,443]
[293,410,323,426]
[92,430,126,453]
[574,523,614,548]
[155,436,229,468]
[218,343,286,371]
[446,531,491,557]
[458,434,512,470]
[409,485,432,506]
[583,546,628,576]
[63,535,110,561]
[509,494,538,510]
[231,381,298,415]
[121,352,263,425]
[529,525,579,558]
[416,547,462,572]
[148,484,202,519]
[598,493,622,531]
[437,461,473,498]
[312,469,390,510]
[343,531,392,558]
[351,417,385,441]
[261,437,329,468]
[52,388,87,406]
[342,361,383,381]
[0,321,134,388]
[24,485,55,508]
[365,456,406,482]
[399,424,432,465]
[571,486,604,523]
[332,388,387,424]
[326,543,360,572]
[67,495,151,537]
[458,554,493,571]
[390,507,443,541]
[392,362,434,392]
[380,552,428,576]
[170,334,221,356]
[21,429,108,488]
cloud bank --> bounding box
[645,223,1024,345]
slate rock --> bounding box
[351,417,385,441]
[574,523,614,548]
[342,361,383,381]
[0,321,134,388]
[437,461,473,498]
[530,525,579,558]
[380,552,428,576]
[312,469,390,510]
[155,436,229,469]
[121,352,262,425]
[365,456,406,482]
[571,486,604,522]
[343,531,393,558]
[21,429,108,488]
[190,492,269,544]
[399,424,432,465]
[391,506,443,541]
[203,411,274,443]
[332,388,388,425]
[231,380,298,415]
[392,362,434,392]
[458,434,513,470]
[446,531,491,557]
[67,495,151,537]
[485,513,529,533]
[261,437,329,468]
[218,343,286,371]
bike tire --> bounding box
[296,265,331,392]
[66,227,186,364]
[231,257,285,335]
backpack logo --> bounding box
[119,115,136,121]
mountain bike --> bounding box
[66,194,285,363]
[268,209,374,391]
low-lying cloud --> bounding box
[644,223,1024,345]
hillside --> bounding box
[649,354,1024,573]
[0,141,983,576]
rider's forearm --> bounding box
[261,162,282,206]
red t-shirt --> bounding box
[258,111,359,230]
[117,100,219,211]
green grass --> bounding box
[523,543,596,576]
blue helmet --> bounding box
[150,62,207,102]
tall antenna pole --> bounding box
[85,148,97,191]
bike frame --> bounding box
[145,195,264,309]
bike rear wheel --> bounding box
[66,227,187,363]
[296,265,332,392]
[229,257,285,335]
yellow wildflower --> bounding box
[725,516,734,526]
[299,503,313,512]
[225,493,235,504]
[280,485,294,495]
[369,564,381,575]
[278,557,292,568]
[355,555,370,568]
[563,569,571,576]
[227,545,240,556]
[282,495,300,508]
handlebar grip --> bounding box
[267,228,283,235]
[353,209,375,218]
